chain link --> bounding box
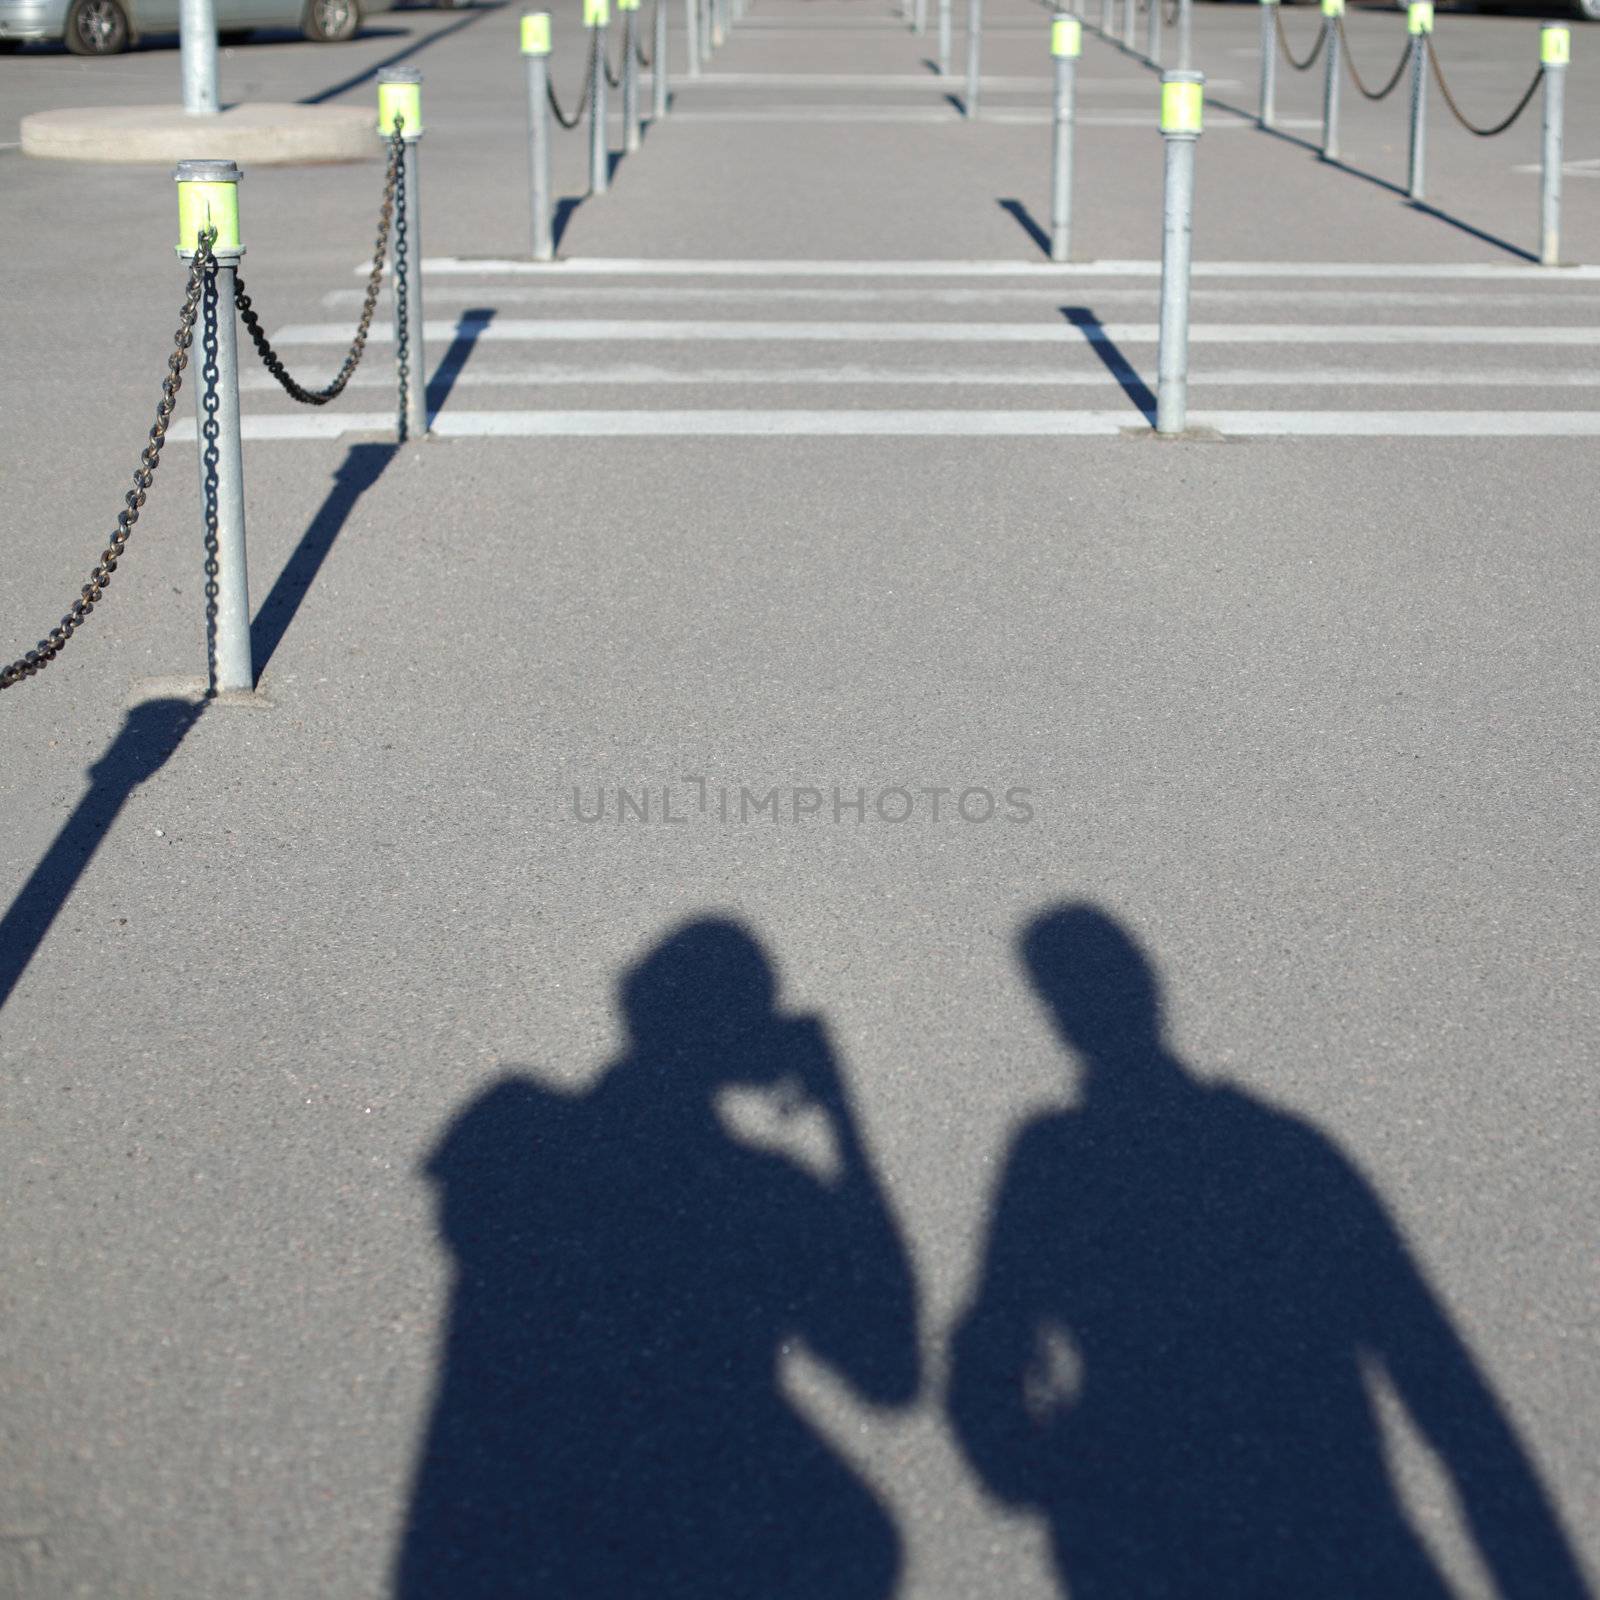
[1274,6,1327,72]
[1337,19,1412,102]
[548,30,598,129]
[233,125,403,406]
[603,29,622,88]
[393,130,412,444]
[1430,47,1543,138]
[1,236,214,692]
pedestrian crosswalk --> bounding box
[188,256,1600,441]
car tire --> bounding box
[302,0,360,41]
[219,25,253,40]
[63,0,129,53]
[1573,0,1600,20]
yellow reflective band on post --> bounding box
[1319,0,1343,15]
[377,79,422,136]
[1541,25,1569,64]
[176,180,240,254]
[521,11,551,51]
[1406,2,1432,34]
[1051,16,1081,56]
[1160,80,1203,134]
[584,0,608,25]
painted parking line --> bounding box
[241,364,1600,392]
[171,410,1600,442]
[274,319,1600,346]
[394,258,1600,279]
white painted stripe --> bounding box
[171,410,1600,442]
[274,319,1600,347]
[665,109,1284,127]
[241,364,1600,392]
[323,283,1600,310]
[404,257,1599,280]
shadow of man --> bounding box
[396,917,920,1600]
[948,903,1589,1599]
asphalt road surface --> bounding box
[2,2,1597,1596]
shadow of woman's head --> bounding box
[621,917,786,1085]
[1020,903,1167,1070]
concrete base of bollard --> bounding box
[21,103,377,165]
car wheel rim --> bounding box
[315,0,350,30]
[78,0,116,43]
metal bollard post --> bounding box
[522,13,553,261]
[1320,0,1342,160]
[1099,0,1110,34]
[653,0,669,120]
[700,0,712,63]
[1147,0,1162,68]
[175,161,252,694]
[1406,1,1430,199]
[913,0,926,35]
[1156,71,1203,437]
[1258,0,1276,127]
[586,0,609,194]
[966,0,983,117]
[938,0,951,73]
[1050,17,1081,262]
[1540,25,1568,266]
[621,0,641,153]
[378,70,427,442]
[1122,0,1135,52]
[684,0,699,77]
[180,0,219,116]
[711,0,723,50]
[1176,0,1191,69]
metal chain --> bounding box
[635,14,653,67]
[604,30,622,88]
[233,125,403,406]
[1162,0,1178,24]
[200,258,222,690]
[393,134,412,444]
[1274,6,1327,72]
[548,30,598,129]
[1,237,214,692]
[1337,20,1411,102]
[1429,47,1543,138]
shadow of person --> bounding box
[949,903,1590,1599]
[396,918,920,1600]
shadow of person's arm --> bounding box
[779,1016,920,1410]
[1361,1184,1591,1598]
[947,1122,1066,1510]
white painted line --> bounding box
[171,408,1600,442]
[323,283,1600,310]
[274,319,1600,347]
[666,109,1279,127]
[401,257,1599,280]
[241,364,1600,392]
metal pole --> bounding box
[684,0,699,77]
[1176,0,1191,69]
[175,161,251,693]
[379,70,427,441]
[523,14,553,260]
[1258,0,1276,127]
[966,0,983,117]
[1156,71,1203,437]
[1406,5,1430,200]
[587,0,609,194]
[1147,0,1162,69]
[1100,0,1110,34]
[1122,0,1136,53]
[938,0,951,72]
[711,0,723,50]
[180,0,219,116]
[653,0,669,120]
[700,0,712,63]
[622,0,641,153]
[913,0,926,34]
[1540,26,1568,266]
[1320,0,1341,161]
[1050,17,1081,262]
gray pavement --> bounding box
[2,2,1598,1596]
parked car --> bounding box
[0,0,393,55]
